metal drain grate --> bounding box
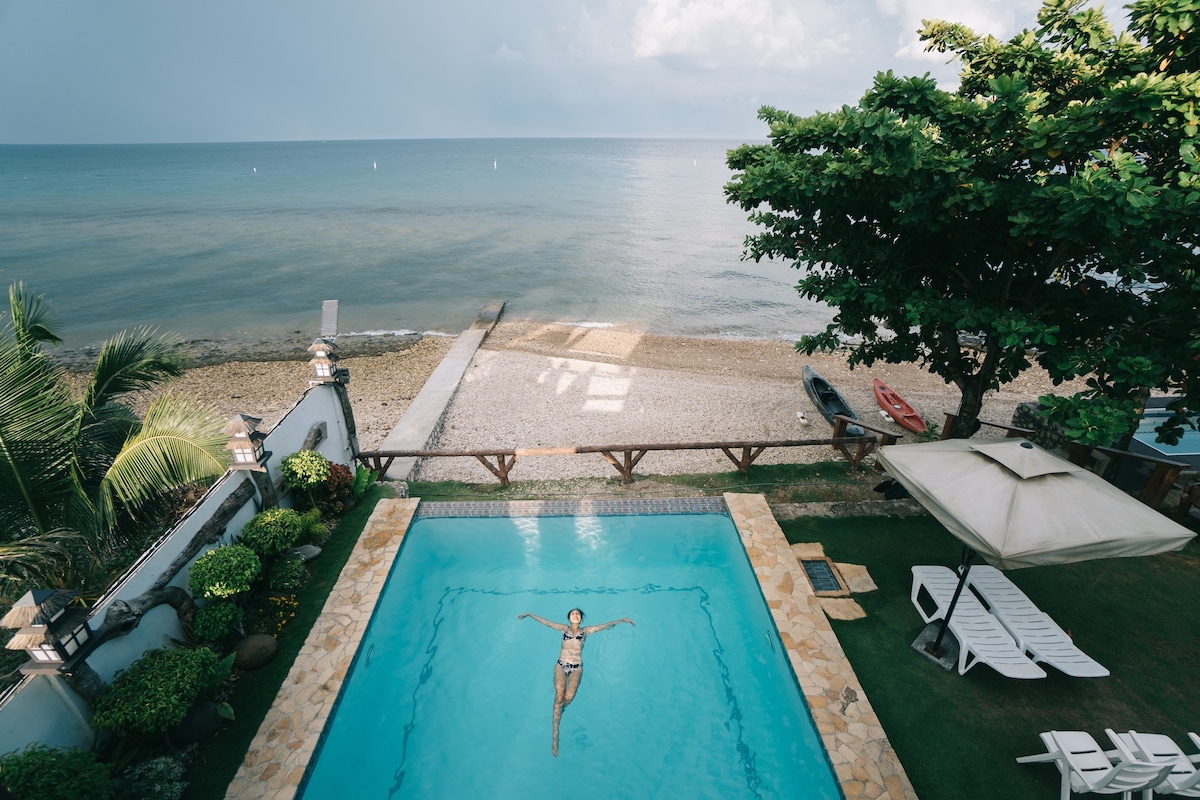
[801,559,847,595]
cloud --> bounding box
[874,0,1045,61]
[492,43,526,63]
[631,0,818,69]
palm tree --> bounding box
[0,283,229,601]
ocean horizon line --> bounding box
[0,134,767,149]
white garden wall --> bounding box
[0,382,356,756]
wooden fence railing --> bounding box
[356,415,903,487]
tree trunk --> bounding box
[951,379,986,438]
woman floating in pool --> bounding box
[518,608,634,756]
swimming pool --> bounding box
[1132,410,1200,467]
[298,511,842,799]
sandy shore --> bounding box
[133,318,1088,484]
[416,320,1086,481]
[130,336,457,453]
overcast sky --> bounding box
[0,0,1070,144]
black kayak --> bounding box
[802,366,867,437]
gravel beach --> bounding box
[128,318,1086,484]
[418,321,1086,482]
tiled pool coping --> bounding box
[413,496,729,517]
[225,495,916,799]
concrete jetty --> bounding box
[377,300,504,480]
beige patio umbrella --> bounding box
[876,438,1195,653]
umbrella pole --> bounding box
[930,549,975,655]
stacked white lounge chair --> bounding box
[1018,728,1200,798]
[910,565,1047,679]
[910,564,1108,679]
[964,565,1110,678]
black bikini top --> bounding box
[562,631,585,641]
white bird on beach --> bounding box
[796,410,809,426]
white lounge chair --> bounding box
[1017,730,1174,800]
[910,565,1046,679]
[1105,729,1200,797]
[964,565,1110,678]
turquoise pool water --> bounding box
[1135,411,1200,456]
[299,513,841,799]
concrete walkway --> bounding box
[378,300,504,480]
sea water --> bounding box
[0,139,832,349]
[299,513,841,799]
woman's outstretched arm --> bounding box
[518,613,568,631]
[582,618,635,634]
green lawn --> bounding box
[180,477,1200,800]
[784,513,1200,800]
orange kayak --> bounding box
[873,378,928,433]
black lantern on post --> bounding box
[225,414,270,471]
[1,590,92,674]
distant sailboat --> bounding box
[494,159,498,170]
[373,161,377,170]
[252,167,256,174]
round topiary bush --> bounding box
[281,449,331,492]
[91,646,224,736]
[192,599,244,642]
[240,507,303,559]
[0,744,113,800]
[188,544,261,600]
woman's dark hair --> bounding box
[568,608,584,621]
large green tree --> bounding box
[726,0,1199,441]
[0,284,229,599]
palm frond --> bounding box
[100,395,229,522]
[6,282,63,360]
[0,529,85,594]
[83,327,186,413]
[75,402,141,488]
[0,337,83,537]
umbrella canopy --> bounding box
[876,438,1195,570]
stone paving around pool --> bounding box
[225,498,420,800]
[225,495,917,799]
[723,493,917,800]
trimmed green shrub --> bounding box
[300,507,330,546]
[0,744,113,800]
[92,647,229,736]
[239,507,303,559]
[351,464,376,498]
[192,599,243,642]
[281,449,330,492]
[268,551,308,591]
[113,754,188,800]
[188,544,261,600]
